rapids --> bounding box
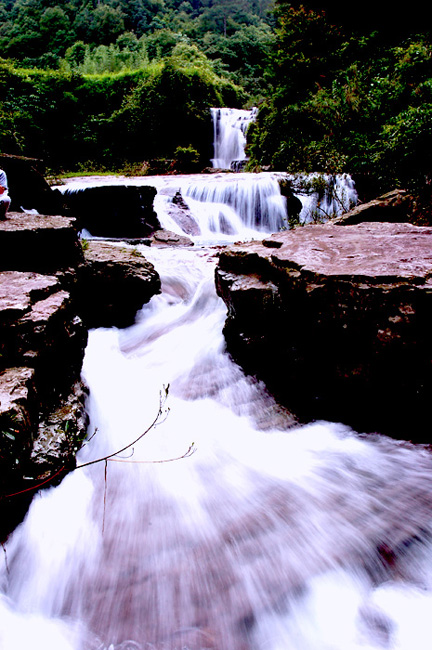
[1,168,431,650]
[1,240,432,650]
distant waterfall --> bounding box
[211,107,257,170]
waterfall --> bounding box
[2,244,432,650]
[181,172,287,239]
[294,173,359,224]
[211,107,257,170]
[57,171,358,244]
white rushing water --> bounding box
[2,171,431,649]
[57,171,357,243]
[211,108,258,170]
[2,237,432,650]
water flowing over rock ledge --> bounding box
[216,222,432,438]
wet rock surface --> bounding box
[165,189,201,236]
[151,229,194,247]
[216,222,432,438]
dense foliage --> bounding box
[0,48,244,170]
[1,0,432,196]
[0,0,274,94]
[247,2,432,197]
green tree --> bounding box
[40,6,74,57]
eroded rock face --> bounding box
[0,367,37,487]
[216,222,432,438]
[0,265,88,520]
[0,271,88,535]
[79,241,161,328]
[0,270,87,408]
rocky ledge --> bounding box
[0,269,88,528]
[80,241,161,328]
[0,211,161,534]
[0,211,83,273]
[216,222,432,439]
[62,184,160,237]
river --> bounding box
[1,172,432,650]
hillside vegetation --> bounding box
[1,0,432,204]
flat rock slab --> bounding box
[216,222,432,438]
[223,222,432,282]
[0,212,83,273]
[0,271,59,320]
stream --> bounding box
[1,153,432,649]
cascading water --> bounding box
[2,242,432,650]
[58,171,357,245]
[3,171,431,650]
[211,107,257,170]
[181,173,287,238]
[293,173,359,224]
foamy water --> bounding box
[56,170,357,242]
[1,245,432,650]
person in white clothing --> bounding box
[0,168,11,219]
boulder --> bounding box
[151,229,194,247]
[216,222,432,439]
[332,189,413,225]
[0,211,84,273]
[0,153,65,215]
[62,184,160,237]
[79,241,161,328]
[0,270,87,407]
[168,191,201,236]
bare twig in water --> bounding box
[2,385,196,501]
[75,384,172,470]
[102,460,108,534]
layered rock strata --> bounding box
[0,212,161,531]
[216,222,432,438]
[0,270,88,494]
